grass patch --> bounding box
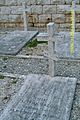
[27,39,48,48]
[11,79,17,84]
[2,57,8,61]
[0,75,4,79]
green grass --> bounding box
[11,79,17,84]
[0,75,4,79]
[27,39,48,48]
[2,57,8,61]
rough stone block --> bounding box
[36,0,50,5]
[76,14,80,23]
[64,0,79,4]
[76,23,80,29]
[52,14,65,23]
[43,5,56,14]
[51,0,65,5]
[39,14,51,23]
[10,6,23,15]
[31,5,42,14]
[8,15,22,22]
[57,5,70,14]
[0,15,9,22]
[0,0,5,5]
[5,0,18,5]
[0,6,11,14]
[28,14,39,23]
[34,23,46,27]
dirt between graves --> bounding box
[0,75,25,115]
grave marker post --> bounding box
[47,23,56,77]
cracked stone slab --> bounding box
[0,30,38,55]
[0,74,77,120]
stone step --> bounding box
[0,74,77,120]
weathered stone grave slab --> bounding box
[0,30,38,55]
[0,74,77,120]
[55,32,80,58]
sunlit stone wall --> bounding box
[0,0,80,31]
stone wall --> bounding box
[0,0,80,31]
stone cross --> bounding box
[22,2,28,31]
[47,23,57,77]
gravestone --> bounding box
[0,30,38,55]
[0,74,77,120]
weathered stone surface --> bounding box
[37,32,48,41]
[36,0,50,5]
[54,32,80,58]
[0,31,38,55]
[52,14,65,23]
[29,14,39,23]
[0,0,5,5]
[51,0,65,5]
[0,74,77,120]
[0,6,11,15]
[43,5,56,14]
[39,14,51,23]
[57,5,70,13]
[31,5,43,14]
[0,0,80,31]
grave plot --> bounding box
[0,73,26,116]
[0,74,77,120]
[18,32,80,58]
[0,30,38,55]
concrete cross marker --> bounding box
[47,23,57,77]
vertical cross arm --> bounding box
[22,2,28,31]
[47,23,56,77]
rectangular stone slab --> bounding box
[0,74,77,120]
[55,32,80,58]
[0,31,38,55]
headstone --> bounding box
[0,74,77,120]
[47,22,56,77]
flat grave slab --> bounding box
[0,74,77,120]
[0,30,38,55]
[55,32,80,58]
